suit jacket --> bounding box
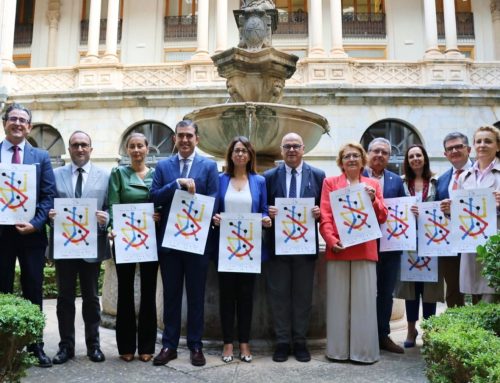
[436,167,453,201]
[151,153,219,255]
[49,163,111,263]
[0,140,56,246]
[263,162,325,258]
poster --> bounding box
[274,197,316,255]
[400,250,438,282]
[112,203,158,264]
[417,201,454,256]
[0,163,37,224]
[380,196,417,252]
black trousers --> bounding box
[55,259,101,350]
[115,261,158,355]
[218,272,256,344]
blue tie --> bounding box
[289,168,297,198]
[181,159,189,178]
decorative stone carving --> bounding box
[241,0,275,11]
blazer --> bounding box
[49,163,111,263]
[0,140,56,246]
[263,161,325,258]
[151,153,219,255]
[436,167,454,201]
[319,173,388,262]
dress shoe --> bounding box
[293,343,311,362]
[87,347,105,362]
[153,348,177,366]
[119,354,134,362]
[272,343,290,362]
[379,336,404,354]
[28,344,52,368]
[52,347,75,364]
[190,348,206,366]
[404,330,418,348]
[138,354,153,362]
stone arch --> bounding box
[28,123,66,167]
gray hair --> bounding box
[442,132,469,148]
[367,137,391,155]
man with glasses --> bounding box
[364,137,406,354]
[48,131,110,364]
[0,103,57,367]
[437,132,472,308]
[263,133,325,362]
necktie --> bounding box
[11,145,21,164]
[75,168,83,198]
[452,169,463,191]
[289,168,297,198]
[181,158,189,178]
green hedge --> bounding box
[421,304,500,383]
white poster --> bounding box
[417,201,454,256]
[450,188,498,253]
[53,198,98,259]
[380,196,417,252]
[218,213,262,274]
[400,250,438,282]
[274,197,316,255]
[112,203,158,264]
[162,189,215,255]
[0,163,37,224]
[329,183,382,248]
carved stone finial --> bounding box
[241,0,275,11]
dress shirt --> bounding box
[1,139,26,164]
[365,167,385,192]
[285,162,303,198]
[177,153,196,177]
[71,162,91,193]
[447,159,473,195]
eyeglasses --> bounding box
[233,148,249,155]
[70,143,90,149]
[282,144,303,151]
[445,143,467,153]
[342,153,362,160]
[7,116,29,124]
[370,148,390,156]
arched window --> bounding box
[360,119,422,175]
[120,121,175,166]
[28,124,65,167]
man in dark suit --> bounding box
[437,132,472,308]
[48,131,110,364]
[364,137,405,354]
[263,132,325,362]
[0,103,57,367]
[151,120,218,367]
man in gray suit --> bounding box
[49,131,110,364]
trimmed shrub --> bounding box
[477,233,500,293]
[0,294,45,383]
[421,304,500,383]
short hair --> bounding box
[175,119,198,135]
[473,125,500,159]
[224,136,257,176]
[125,132,149,148]
[367,137,391,154]
[336,142,368,170]
[68,130,92,147]
[2,103,32,123]
[403,144,433,181]
[442,132,469,148]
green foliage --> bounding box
[0,294,45,383]
[477,233,500,293]
[421,304,500,383]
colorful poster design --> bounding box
[417,201,454,256]
[450,188,498,253]
[112,203,158,264]
[400,250,438,282]
[218,213,262,274]
[0,163,37,224]
[162,189,215,255]
[274,197,316,255]
[380,196,417,252]
[53,198,98,259]
[329,183,382,248]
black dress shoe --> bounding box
[87,347,106,362]
[52,347,75,364]
[28,344,52,368]
[272,343,290,362]
[293,343,311,362]
[153,348,177,366]
[190,348,206,366]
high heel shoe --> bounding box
[120,353,134,362]
[221,354,234,363]
[239,353,252,363]
[404,330,418,348]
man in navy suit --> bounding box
[151,120,218,367]
[0,103,57,367]
[263,133,325,362]
[437,132,472,308]
[364,137,405,354]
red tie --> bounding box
[452,169,463,191]
[11,145,21,164]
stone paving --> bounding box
[23,299,432,383]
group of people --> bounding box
[1,102,498,369]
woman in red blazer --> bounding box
[320,142,387,364]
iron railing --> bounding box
[437,12,474,39]
[164,16,197,40]
[80,19,122,44]
[342,12,386,38]
[274,11,308,35]
[14,23,34,47]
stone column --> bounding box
[0,0,17,69]
[46,0,61,67]
[422,0,442,59]
[215,0,227,53]
[192,0,210,60]
[103,0,120,62]
[329,0,347,58]
[308,0,325,58]
[492,0,500,60]
[443,0,463,58]
[82,0,102,62]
